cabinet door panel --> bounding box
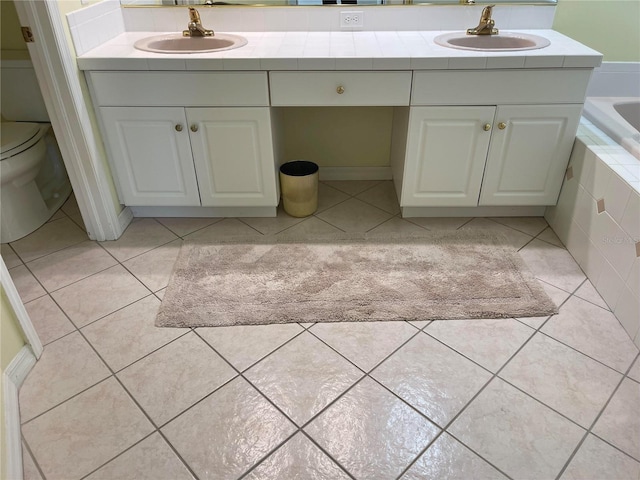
[187,108,277,207]
[402,106,495,207]
[479,104,582,206]
[100,107,200,206]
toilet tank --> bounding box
[1,58,49,122]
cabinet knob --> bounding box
[175,124,183,132]
[483,123,491,131]
[190,124,199,132]
[498,122,507,130]
[336,86,345,95]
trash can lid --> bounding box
[280,160,319,176]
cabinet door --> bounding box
[100,107,200,206]
[187,107,277,207]
[401,106,495,207]
[479,104,582,206]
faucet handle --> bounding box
[481,5,495,22]
[188,7,201,24]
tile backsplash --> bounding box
[121,4,556,33]
[67,0,556,55]
[67,0,124,56]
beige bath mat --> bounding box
[156,232,557,327]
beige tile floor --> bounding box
[6,180,640,480]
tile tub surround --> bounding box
[546,121,640,348]
[8,185,640,479]
[586,62,640,98]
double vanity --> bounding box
[79,19,601,217]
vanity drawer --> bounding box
[412,69,592,105]
[269,71,412,106]
[88,71,269,107]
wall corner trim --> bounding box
[13,0,127,242]
[1,259,42,358]
[3,346,37,480]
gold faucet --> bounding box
[182,7,214,37]
[467,5,499,36]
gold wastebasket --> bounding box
[279,161,319,217]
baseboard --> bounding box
[3,345,37,480]
[117,206,134,237]
[4,346,36,387]
[319,167,392,181]
[401,206,547,218]
[130,205,277,218]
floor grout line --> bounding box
[302,324,517,479]
[10,194,640,479]
[555,349,640,479]
[190,327,360,478]
[8,216,87,265]
[20,434,49,480]
[74,325,203,480]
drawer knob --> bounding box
[483,123,491,131]
[336,86,345,95]
[190,124,199,132]
[175,124,183,132]
[498,122,507,130]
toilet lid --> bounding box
[1,122,41,157]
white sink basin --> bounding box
[134,33,247,54]
[434,32,550,52]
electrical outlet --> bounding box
[340,11,364,29]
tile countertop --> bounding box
[76,29,602,71]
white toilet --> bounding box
[1,58,72,243]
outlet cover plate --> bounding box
[340,11,364,29]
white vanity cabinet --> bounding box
[400,103,582,207]
[186,107,277,207]
[398,69,590,210]
[479,104,582,206]
[88,71,277,211]
[78,27,602,218]
[401,106,496,207]
[100,106,200,206]
[84,61,596,216]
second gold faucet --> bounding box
[183,7,214,37]
[467,5,499,36]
